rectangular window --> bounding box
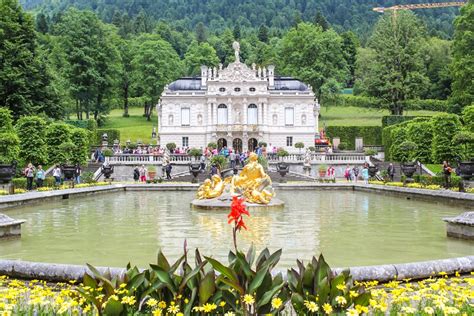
[182,137,189,147]
[285,107,294,126]
[286,136,293,147]
[181,108,190,126]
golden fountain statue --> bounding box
[196,153,275,204]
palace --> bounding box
[157,42,320,153]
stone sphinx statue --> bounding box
[196,153,274,204]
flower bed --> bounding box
[369,181,474,193]
[0,182,111,196]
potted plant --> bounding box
[276,148,289,158]
[188,148,202,161]
[318,164,327,177]
[166,142,177,152]
[295,142,305,153]
[188,162,201,183]
[148,165,156,180]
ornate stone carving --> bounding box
[218,62,258,82]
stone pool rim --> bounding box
[0,182,472,210]
[0,255,472,283]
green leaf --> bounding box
[204,256,239,285]
[126,273,145,293]
[236,251,254,279]
[256,282,285,308]
[104,299,123,316]
[248,266,269,295]
[256,248,270,270]
[314,254,331,292]
[149,265,177,294]
[354,292,371,306]
[259,249,282,271]
[179,260,207,292]
[83,273,97,288]
[157,248,171,271]
[291,292,304,311]
[246,243,256,267]
[330,273,346,298]
[199,271,216,305]
[169,254,185,274]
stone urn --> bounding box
[0,162,17,184]
[61,164,76,181]
[276,162,289,183]
[101,165,114,179]
[189,163,201,183]
[401,162,417,182]
[368,165,378,178]
[458,160,474,180]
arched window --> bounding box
[168,114,174,126]
[217,104,228,124]
[301,114,307,125]
[247,104,258,125]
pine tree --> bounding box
[258,24,269,43]
[196,22,207,43]
[35,12,49,33]
[233,24,241,40]
[314,11,329,31]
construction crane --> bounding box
[373,1,466,13]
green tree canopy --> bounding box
[15,116,48,166]
[184,42,220,76]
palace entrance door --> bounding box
[217,138,227,150]
[232,138,243,153]
[248,138,258,152]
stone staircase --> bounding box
[370,158,432,182]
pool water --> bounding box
[0,190,472,269]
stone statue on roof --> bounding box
[232,41,240,63]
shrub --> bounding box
[389,126,408,162]
[207,142,217,149]
[70,128,91,165]
[95,129,120,145]
[46,123,72,165]
[398,141,417,162]
[364,148,377,156]
[431,113,462,163]
[308,146,316,152]
[65,119,97,132]
[462,105,474,132]
[15,116,48,166]
[294,142,305,150]
[210,155,227,170]
[381,115,427,127]
[406,119,433,163]
[188,148,202,157]
[166,142,177,152]
[326,126,382,150]
[102,149,114,157]
[258,141,267,147]
[0,108,19,164]
[276,148,289,157]
[337,142,347,151]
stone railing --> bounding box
[105,153,368,165]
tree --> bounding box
[278,23,347,102]
[15,116,48,166]
[70,128,90,165]
[184,42,220,76]
[257,24,269,43]
[117,39,133,117]
[0,0,59,120]
[450,0,474,112]
[422,38,452,100]
[35,12,49,33]
[195,22,207,43]
[431,113,462,163]
[131,34,183,121]
[233,24,241,40]
[45,123,72,164]
[341,31,359,88]
[314,11,329,31]
[360,11,429,115]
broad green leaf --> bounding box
[256,282,285,308]
[236,251,254,279]
[104,299,123,316]
[204,256,239,284]
[199,271,216,305]
[157,248,171,271]
[246,243,256,267]
[354,292,371,306]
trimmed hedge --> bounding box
[12,177,56,189]
[382,116,428,127]
[95,129,121,145]
[65,119,98,132]
[326,126,382,150]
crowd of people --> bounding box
[21,163,82,190]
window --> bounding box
[285,108,294,126]
[182,137,189,147]
[286,136,293,147]
[234,87,241,92]
[247,104,258,124]
[219,87,226,92]
[181,108,190,126]
[217,104,228,124]
[249,87,256,92]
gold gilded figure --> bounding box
[196,153,274,204]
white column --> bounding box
[243,103,247,125]
[258,103,263,125]
[228,102,233,125]
[207,102,211,126]
[213,103,217,125]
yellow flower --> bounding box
[108,295,119,301]
[335,296,347,305]
[304,300,319,312]
[346,308,359,316]
[271,297,283,309]
[203,303,217,312]
[322,303,333,314]
[119,283,127,288]
[336,284,346,291]
[349,290,359,298]
[219,301,226,307]
[146,298,158,307]
[243,294,255,305]
[158,301,167,309]
[401,306,416,314]
[121,296,136,306]
[152,308,162,316]
[424,306,434,314]
[177,313,184,316]
[184,298,189,304]
[167,304,180,314]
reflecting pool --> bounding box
[0,190,472,268]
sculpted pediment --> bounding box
[218,62,258,82]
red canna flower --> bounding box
[228,196,250,230]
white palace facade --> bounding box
[157,42,320,153]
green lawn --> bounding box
[103,107,157,143]
[320,106,442,127]
[424,164,443,174]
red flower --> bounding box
[228,196,250,230]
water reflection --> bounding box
[0,190,472,268]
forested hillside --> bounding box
[20,0,462,39]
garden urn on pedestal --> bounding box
[401,162,417,183]
[368,165,378,178]
[101,165,114,180]
[276,162,289,183]
[189,163,201,183]
[0,162,16,194]
[457,159,474,192]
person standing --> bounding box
[443,161,452,189]
[200,154,206,172]
[229,151,236,169]
[133,166,140,182]
[53,165,61,186]
[361,165,369,184]
[36,165,45,188]
[166,163,172,180]
[24,163,35,190]
[139,165,147,182]
[74,164,82,184]
[352,166,360,182]
[387,163,395,182]
[344,165,351,182]
[327,166,335,180]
